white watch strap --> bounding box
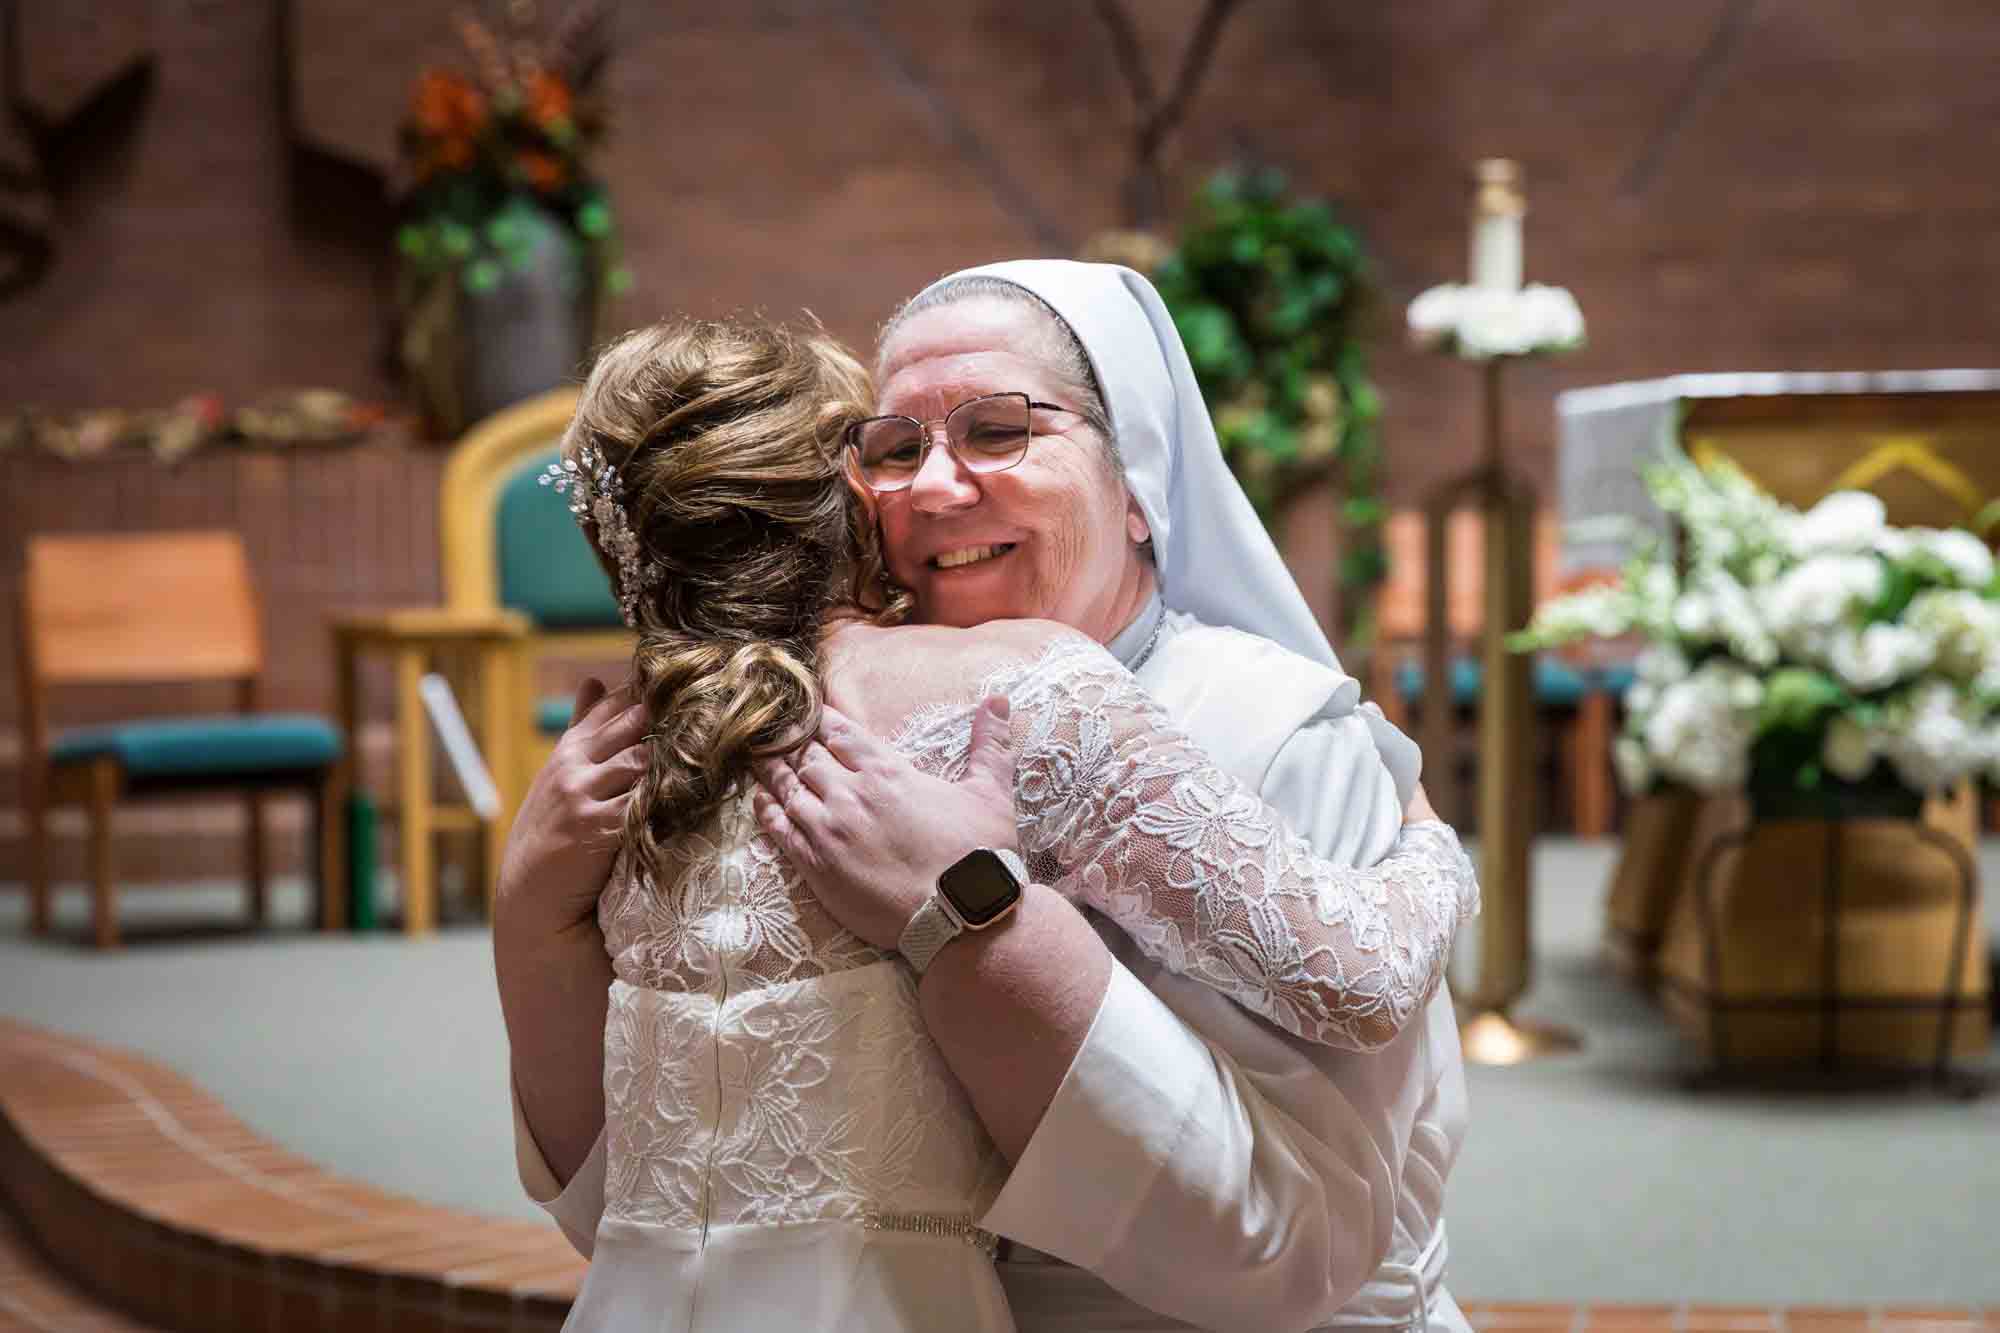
[899,895,963,975]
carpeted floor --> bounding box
[2,839,1996,1306]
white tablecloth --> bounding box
[1554,369,2000,572]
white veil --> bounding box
[910,259,1344,673]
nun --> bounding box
[787,259,1476,1333]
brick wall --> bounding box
[6,0,2000,880]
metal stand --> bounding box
[1424,359,1583,1064]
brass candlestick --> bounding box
[1421,162,1583,1065]
[1456,352,1576,1056]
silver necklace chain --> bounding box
[1127,611,1166,673]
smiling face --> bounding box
[869,298,1155,641]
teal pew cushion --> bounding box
[1394,656,1623,708]
[496,447,624,629]
[1597,661,1638,697]
[51,715,341,779]
[537,695,574,735]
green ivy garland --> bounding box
[1151,168,1386,648]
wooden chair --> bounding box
[18,531,343,949]
[330,389,623,930]
[437,388,629,805]
[356,388,623,920]
[1369,509,1627,837]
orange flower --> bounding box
[524,69,572,128]
[411,69,486,139]
[433,137,476,171]
[517,150,567,192]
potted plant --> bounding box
[1150,169,1385,649]
[1514,454,1998,1071]
[393,6,626,437]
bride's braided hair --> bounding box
[560,317,911,890]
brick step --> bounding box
[0,1020,580,1333]
[0,1204,164,1332]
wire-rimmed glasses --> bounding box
[844,392,1068,493]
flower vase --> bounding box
[401,200,595,439]
[1657,782,1989,1078]
[1601,786,1715,986]
[457,202,592,429]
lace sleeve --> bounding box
[1007,640,1479,1052]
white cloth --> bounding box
[516,996,1016,1328]
[517,631,1477,1332]
[1554,368,2000,573]
[983,614,1472,1333]
[566,962,1014,1333]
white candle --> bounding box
[1469,159,1525,291]
[1470,213,1522,291]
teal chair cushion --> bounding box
[537,695,574,736]
[51,715,342,779]
[496,448,624,629]
[1598,661,1638,697]
[1394,656,1596,708]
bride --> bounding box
[528,314,1477,1332]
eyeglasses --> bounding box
[844,392,1070,493]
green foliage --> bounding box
[1867,558,1922,624]
[1750,728,1826,792]
[398,185,622,300]
[1152,168,1384,646]
[1758,667,1848,734]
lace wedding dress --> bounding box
[564,637,1479,1333]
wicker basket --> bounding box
[1602,788,1717,985]
[1657,787,1989,1074]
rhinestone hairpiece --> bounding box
[539,444,665,628]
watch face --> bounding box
[938,848,1022,928]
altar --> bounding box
[1556,369,2000,572]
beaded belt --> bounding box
[862,1211,1000,1257]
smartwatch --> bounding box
[898,847,1027,975]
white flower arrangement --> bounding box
[1406,283,1586,359]
[1513,452,2000,801]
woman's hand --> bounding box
[752,695,1018,952]
[493,677,641,1191]
[495,677,650,936]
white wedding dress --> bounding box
[563,636,1478,1332]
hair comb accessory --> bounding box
[541,444,666,628]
